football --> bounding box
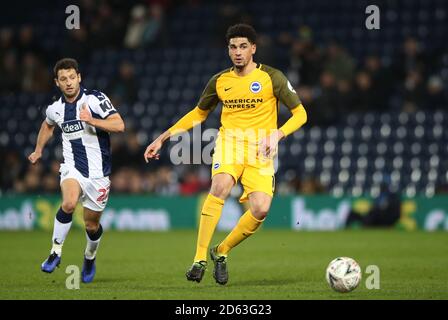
[326,257,362,293]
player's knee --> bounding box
[210,182,232,199]
[61,201,77,213]
[210,180,233,199]
[251,207,269,220]
[250,197,271,220]
[85,220,99,233]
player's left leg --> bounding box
[81,207,103,283]
[211,192,272,285]
[79,176,110,283]
[215,191,271,256]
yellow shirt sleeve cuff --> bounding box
[278,104,307,137]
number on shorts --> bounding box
[97,186,110,203]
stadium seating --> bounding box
[1,0,447,196]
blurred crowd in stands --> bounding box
[1,0,447,196]
[283,28,447,126]
[0,0,170,95]
[1,129,327,196]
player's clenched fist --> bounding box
[144,139,162,163]
[28,151,42,164]
[79,103,93,124]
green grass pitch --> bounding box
[0,230,447,299]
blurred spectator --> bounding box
[22,163,43,193]
[276,174,326,195]
[394,37,427,80]
[299,176,326,195]
[335,79,355,114]
[155,166,179,195]
[142,171,157,193]
[0,27,14,60]
[288,27,322,86]
[21,52,51,93]
[324,42,355,82]
[345,182,401,228]
[424,75,447,111]
[401,69,425,109]
[364,55,392,110]
[353,71,378,112]
[107,61,138,105]
[179,169,208,195]
[42,173,59,193]
[128,168,145,193]
[312,71,339,126]
[145,3,167,45]
[296,86,315,111]
[124,3,165,49]
[16,25,45,61]
[124,5,149,49]
[90,2,126,49]
[0,150,23,192]
[0,51,21,94]
[110,168,129,193]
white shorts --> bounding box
[59,164,111,212]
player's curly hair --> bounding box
[53,58,79,78]
[226,23,257,45]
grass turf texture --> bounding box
[0,230,447,299]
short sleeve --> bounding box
[265,66,301,110]
[45,106,56,125]
[197,74,220,111]
[88,91,118,119]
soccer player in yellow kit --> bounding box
[144,24,307,285]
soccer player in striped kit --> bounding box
[28,58,125,283]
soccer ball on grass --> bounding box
[326,257,361,293]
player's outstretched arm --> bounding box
[80,103,125,133]
[144,130,170,163]
[144,106,211,163]
[28,120,55,164]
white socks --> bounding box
[85,224,103,260]
[51,208,73,256]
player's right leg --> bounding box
[41,178,81,273]
[186,172,235,283]
[81,207,103,283]
[212,159,275,285]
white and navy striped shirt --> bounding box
[45,87,117,178]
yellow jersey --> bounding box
[196,63,301,141]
